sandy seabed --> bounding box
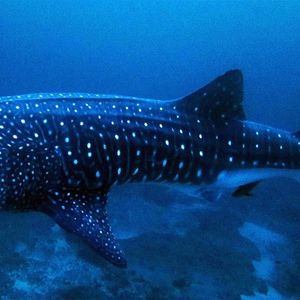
[0,178,299,300]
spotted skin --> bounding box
[0,70,299,267]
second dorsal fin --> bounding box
[294,131,300,139]
[175,70,245,123]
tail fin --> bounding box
[174,70,245,124]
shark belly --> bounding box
[216,168,300,189]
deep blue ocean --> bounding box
[0,1,300,299]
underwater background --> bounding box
[0,1,300,299]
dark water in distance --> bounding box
[0,1,300,299]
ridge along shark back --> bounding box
[0,70,299,267]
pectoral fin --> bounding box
[40,191,127,267]
[232,181,260,197]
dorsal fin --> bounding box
[176,70,245,123]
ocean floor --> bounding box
[0,178,299,300]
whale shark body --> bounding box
[0,70,299,267]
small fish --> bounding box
[0,70,299,267]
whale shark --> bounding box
[0,70,299,267]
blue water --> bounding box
[0,1,300,299]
